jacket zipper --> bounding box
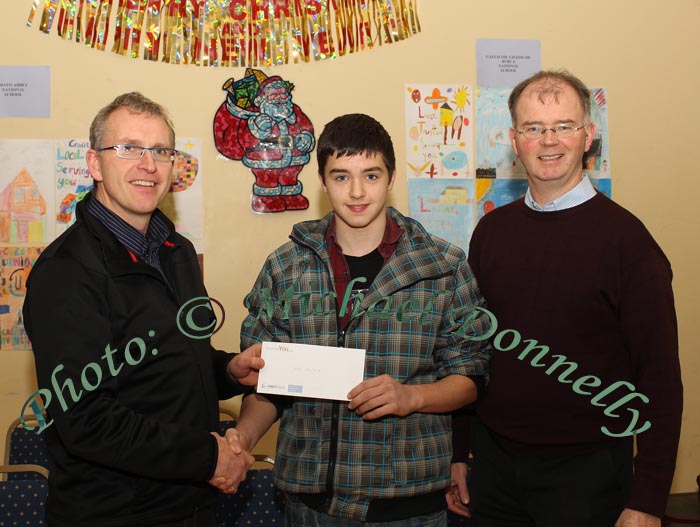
[323,328,346,510]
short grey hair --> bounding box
[89,92,175,149]
[508,69,592,127]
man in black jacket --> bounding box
[23,92,263,527]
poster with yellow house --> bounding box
[0,168,46,243]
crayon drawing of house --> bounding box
[0,169,47,243]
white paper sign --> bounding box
[476,39,541,88]
[258,341,366,401]
[0,66,50,117]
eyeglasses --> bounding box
[516,124,586,140]
[97,144,179,163]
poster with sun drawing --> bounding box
[405,85,474,179]
[475,178,529,222]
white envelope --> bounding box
[257,341,366,401]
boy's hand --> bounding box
[347,374,419,419]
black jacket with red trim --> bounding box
[23,192,243,527]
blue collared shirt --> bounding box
[524,174,597,212]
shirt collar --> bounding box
[325,212,403,259]
[524,174,597,212]
[87,194,172,260]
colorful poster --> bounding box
[55,139,93,236]
[475,87,525,179]
[591,177,611,198]
[475,178,529,222]
[159,138,204,253]
[0,140,55,243]
[408,179,474,252]
[582,88,610,180]
[0,246,43,349]
[405,84,474,179]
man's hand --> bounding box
[228,343,265,387]
[615,508,661,527]
[208,431,254,494]
[445,462,470,518]
[347,374,418,420]
[223,426,251,454]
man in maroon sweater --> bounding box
[447,70,682,527]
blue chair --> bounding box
[4,418,52,481]
[218,407,238,437]
[215,456,284,527]
[0,464,48,527]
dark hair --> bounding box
[316,113,396,180]
[89,92,175,149]
[508,69,592,127]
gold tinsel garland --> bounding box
[26,0,420,67]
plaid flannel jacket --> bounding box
[241,207,491,521]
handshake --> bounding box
[208,343,267,493]
[208,427,254,494]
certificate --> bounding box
[257,341,366,401]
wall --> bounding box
[1,0,698,492]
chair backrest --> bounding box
[218,406,238,437]
[218,406,238,423]
[0,464,48,526]
[215,456,284,526]
[4,417,52,480]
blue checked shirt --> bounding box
[241,207,492,521]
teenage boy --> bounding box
[233,113,492,526]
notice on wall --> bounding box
[476,39,541,88]
[0,66,50,118]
